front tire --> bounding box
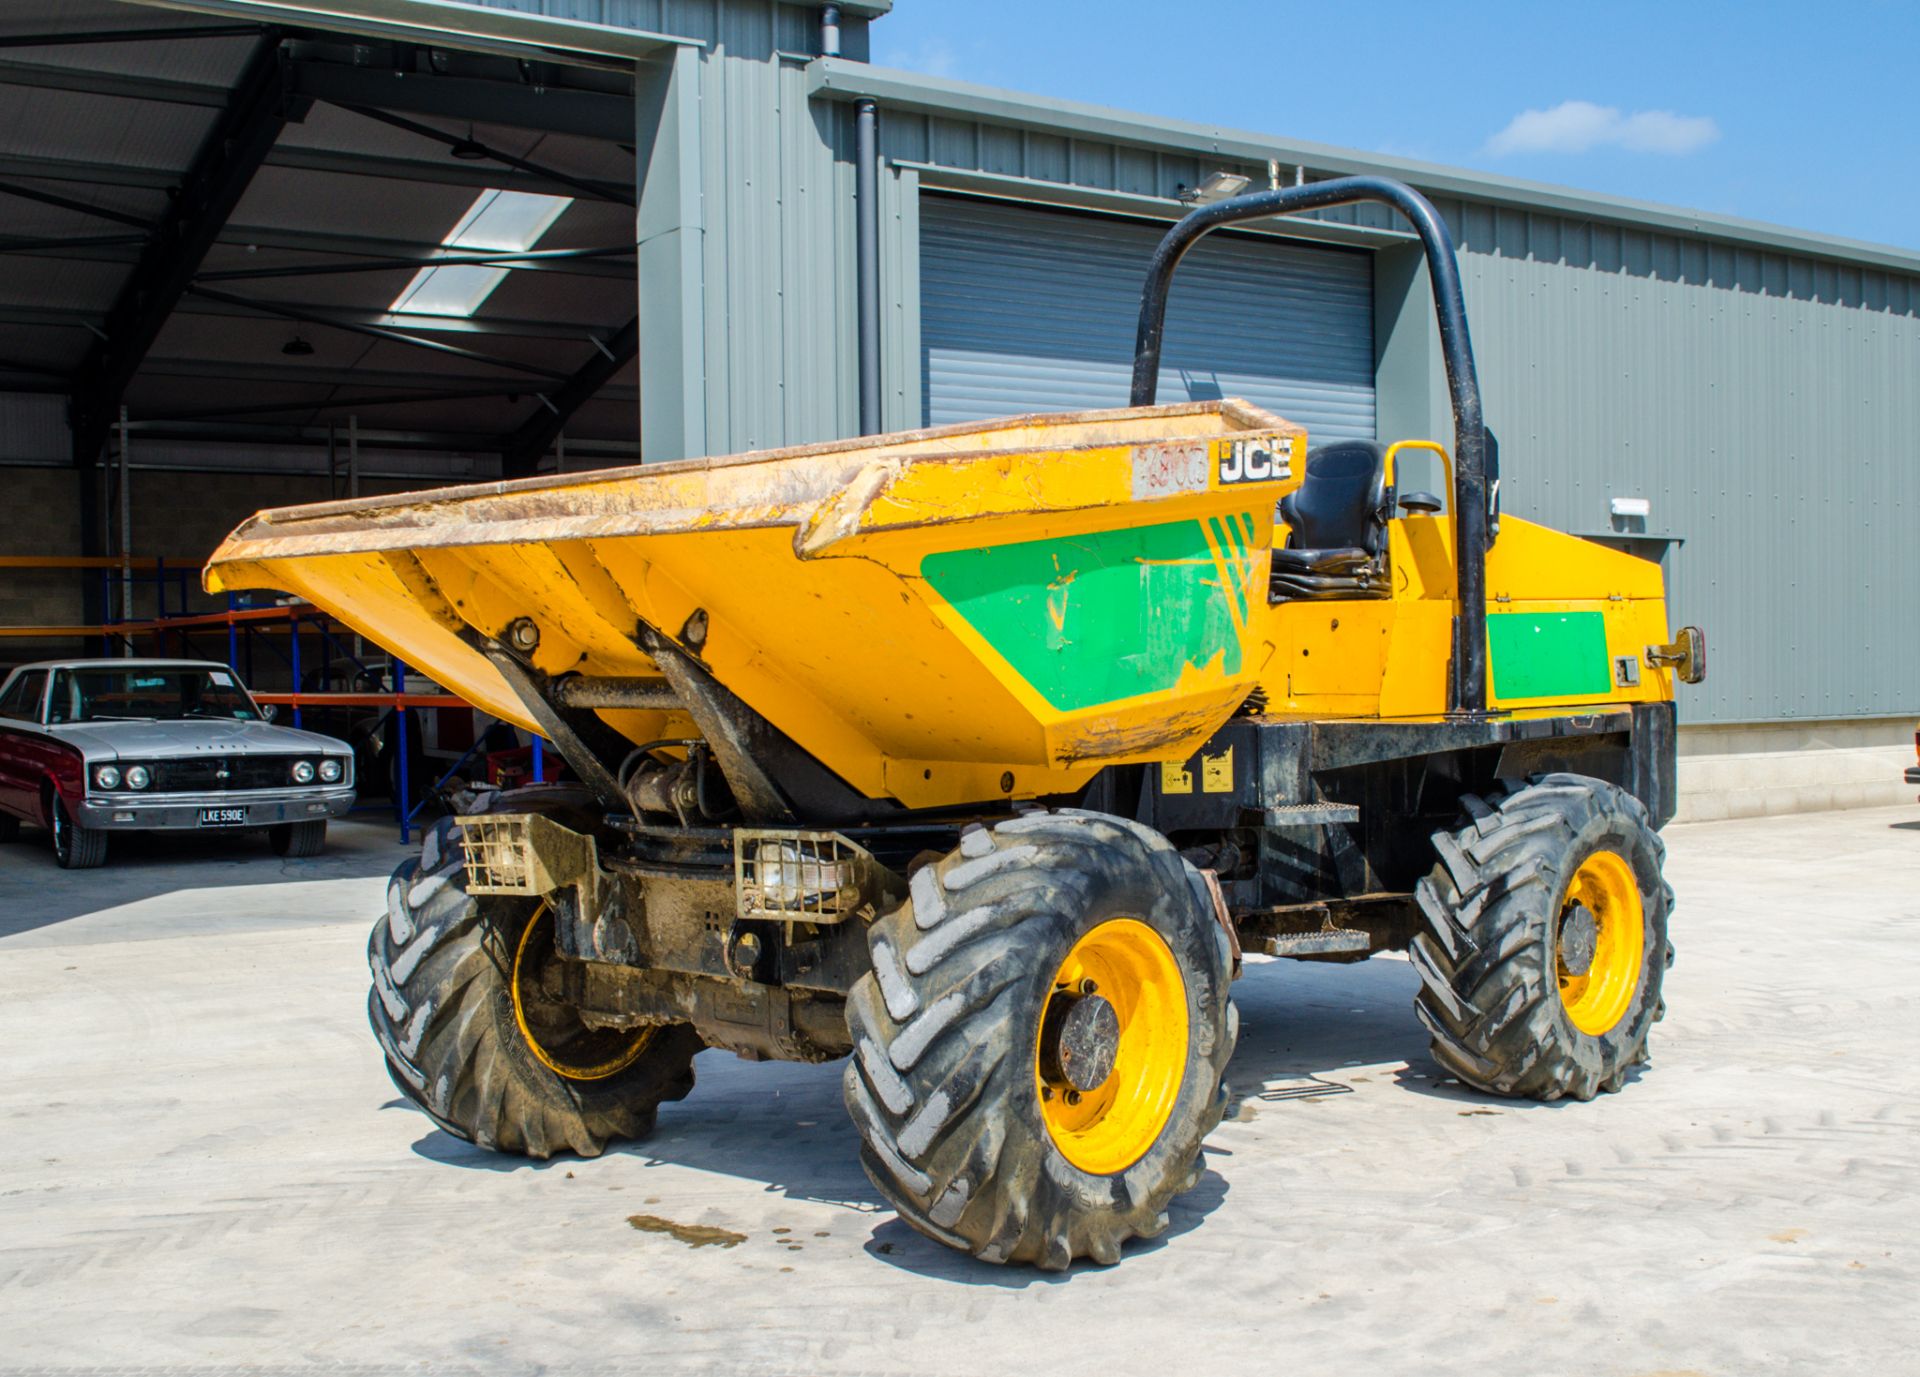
[844,810,1235,1270]
[368,818,702,1157]
[269,819,327,857]
[1410,774,1672,1102]
[50,794,106,869]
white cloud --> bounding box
[1486,100,1720,156]
[876,38,958,79]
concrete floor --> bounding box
[1,806,1915,1375]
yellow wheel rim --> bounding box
[510,903,654,1081]
[1556,850,1645,1037]
[1035,918,1189,1175]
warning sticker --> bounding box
[1201,747,1234,793]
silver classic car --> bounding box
[0,658,355,868]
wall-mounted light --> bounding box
[1609,497,1651,518]
[1179,171,1252,205]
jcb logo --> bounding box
[1217,440,1285,485]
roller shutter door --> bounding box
[921,194,1375,440]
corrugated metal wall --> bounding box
[0,393,69,464]
[918,195,1375,435]
[1427,200,1920,725]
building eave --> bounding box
[810,58,1920,277]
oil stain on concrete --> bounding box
[626,1214,746,1249]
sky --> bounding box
[869,1,1920,252]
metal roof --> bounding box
[0,0,645,475]
[809,59,1920,279]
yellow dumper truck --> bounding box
[208,176,1704,1270]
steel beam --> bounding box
[70,33,308,468]
[0,232,147,258]
[125,417,510,450]
[176,292,628,344]
[146,383,565,422]
[332,103,636,206]
[0,154,177,190]
[0,147,629,202]
[0,305,99,329]
[501,314,638,476]
[184,285,576,380]
[264,145,629,200]
[0,56,230,107]
[0,180,153,229]
[195,242,633,282]
[0,24,266,50]
[0,355,70,379]
[216,224,635,279]
[290,59,635,142]
[137,354,637,399]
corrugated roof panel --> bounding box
[0,83,212,171]
[0,255,127,311]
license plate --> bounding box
[199,807,248,827]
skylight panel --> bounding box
[389,189,573,319]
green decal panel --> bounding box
[1488,611,1613,700]
[922,519,1246,712]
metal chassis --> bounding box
[458,696,1676,1061]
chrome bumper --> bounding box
[75,786,357,831]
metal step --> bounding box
[1264,927,1372,957]
[1265,802,1359,827]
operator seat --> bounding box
[1269,440,1393,602]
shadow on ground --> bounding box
[396,951,1492,1282]
[0,817,412,937]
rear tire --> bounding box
[844,810,1235,1270]
[50,794,107,870]
[269,819,327,857]
[369,818,702,1157]
[1410,774,1672,1102]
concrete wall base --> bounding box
[1674,717,1917,823]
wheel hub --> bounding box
[511,902,654,1081]
[1040,988,1120,1093]
[1557,903,1599,977]
[1556,849,1647,1037]
[1033,918,1189,1176]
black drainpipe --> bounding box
[854,97,881,435]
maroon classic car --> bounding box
[0,658,355,869]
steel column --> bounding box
[69,32,308,468]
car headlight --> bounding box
[94,765,121,790]
[125,765,151,790]
[318,758,343,783]
[292,760,317,784]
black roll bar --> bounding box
[1130,176,1492,717]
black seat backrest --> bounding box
[1278,440,1389,555]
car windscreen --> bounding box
[49,667,260,723]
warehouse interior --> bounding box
[0,0,664,645]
